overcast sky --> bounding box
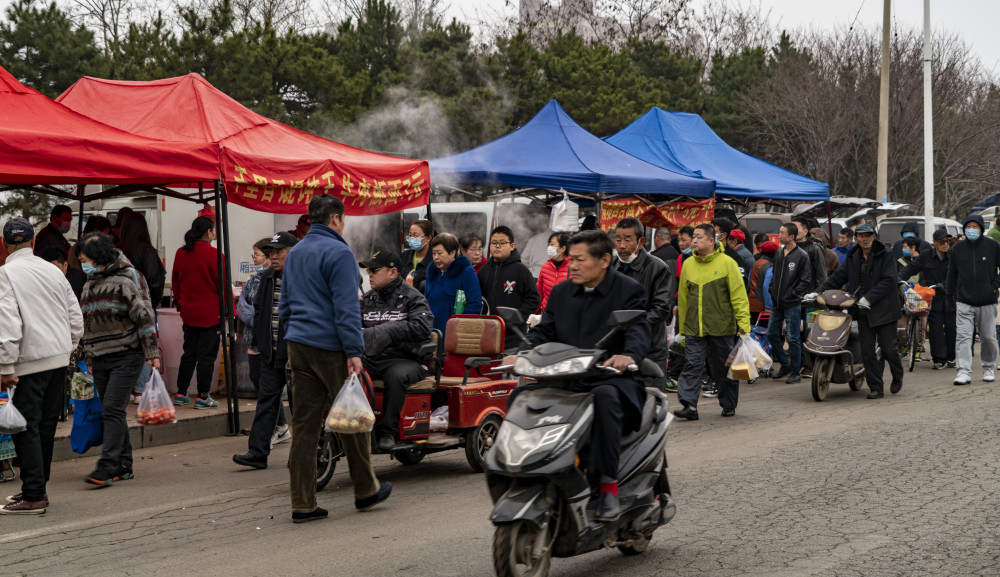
[444,0,1000,72]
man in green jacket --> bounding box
[674,223,751,420]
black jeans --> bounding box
[10,367,66,502]
[92,349,144,475]
[363,356,426,438]
[677,334,738,411]
[177,324,220,398]
[247,358,289,459]
[927,307,957,364]
[858,316,904,393]
[247,353,285,427]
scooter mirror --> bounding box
[496,306,524,327]
[607,310,645,328]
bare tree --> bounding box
[74,0,131,54]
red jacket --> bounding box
[536,258,571,312]
[172,241,223,327]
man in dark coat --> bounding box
[478,226,540,352]
[651,228,679,264]
[768,223,813,384]
[899,229,955,369]
[814,224,903,398]
[358,249,434,451]
[892,220,933,260]
[33,205,73,257]
[502,230,651,523]
[614,218,675,391]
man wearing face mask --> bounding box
[614,218,675,391]
[946,214,1000,386]
[33,205,73,258]
[892,221,933,260]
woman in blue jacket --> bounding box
[425,233,482,342]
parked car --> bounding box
[876,216,962,244]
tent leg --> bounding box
[215,180,239,436]
[76,185,85,242]
[827,202,834,249]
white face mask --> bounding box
[619,250,638,264]
[546,245,559,259]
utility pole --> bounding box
[923,0,935,236]
[876,0,891,203]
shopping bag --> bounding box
[70,393,103,454]
[749,326,772,357]
[744,333,774,373]
[727,335,760,381]
[71,372,95,400]
[325,374,376,434]
[0,387,27,434]
[665,318,676,346]
[136,370,176,425]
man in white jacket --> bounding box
[0,218,83,515]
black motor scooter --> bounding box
[803,289,867,401]
[484,308,676,577]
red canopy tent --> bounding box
[56,73,431,215]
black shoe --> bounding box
[866,391,884,399]
[786,373,801,384]
[85,470,113,487]
[112,466,134,482]
[355,482,392,511]
[232,453,267,469]
[594,491,620,522]
[376,433,395,452]
[292,507,329,524]
[890,379,902,394]
[721,408,735,417]
[772,366,791,380]
[673,406,699,420]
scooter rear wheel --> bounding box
[811,357,832,402]
[316,432,342,492]
[493,520,555,577]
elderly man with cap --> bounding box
[359,249,434,452]
[811,223,903,398]
[899,228,956,369]
[0,219,83,514]
[233,231,299,469]
[727,228,755,286]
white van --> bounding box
[876,216,963,244]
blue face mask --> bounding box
[682,248,692,255]
[406,237,424,251]
[902,232,915,239]
[253,264,264,273]
[902,248,911,257]
[965,228,981,241]
[81,262,99,276]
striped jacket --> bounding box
[80,252,158,360]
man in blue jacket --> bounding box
[280,194,391,523]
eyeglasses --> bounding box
[407,233,426,239]
[490,241,510,248]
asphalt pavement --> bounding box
[1,357,998,577]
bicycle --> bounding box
[901,283,938,372]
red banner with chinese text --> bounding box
[600,197,714,232]
[222,150,431,216]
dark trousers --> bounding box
[768,305,802,374]
[927,307,957,364]
[247,358,289,459]
[677,334,738,411]
[92,349,144,475]
[177,324,220,398]
[858,316,904,393]
[666,349,683,381]
[247,353,285,428]
[363,356,426,438]
[287,342,378,513]
[11,367,66,502]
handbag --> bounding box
[70,389,104,454]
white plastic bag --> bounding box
[325,374,376,434]
[727,335,759,382]
[429,406,449,432]
[665,318,676,346]
[136,370,176,425]
[0,387,27,434]
[549,191,579,232]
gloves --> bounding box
[803,292,819,302]
[858,297,872,310]
[526,314,542,328]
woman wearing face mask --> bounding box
[536,232,571,313]
[75,232,160,486]
[401,219,434,291]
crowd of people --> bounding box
[3,197,1000,523]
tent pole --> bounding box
[220,181,239,435]
[213,180,238,435]
[76,185,85,242]
[827,202,834,249]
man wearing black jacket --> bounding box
[478,226,540,352]
[233,231,298,469]
[813,224,902,398]
[502,230,651,522]
[358,249,434,451]
[768,223,813,384]
[614,218,675,391]
[946,214,1000,385]
[899,229,955,369]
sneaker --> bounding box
[933,362,945,370]
[292,507,329,524]
[5,493,47,506]
[194,396,220,409]
[673,405,699,420]
[85,470,114,487]
[664,379,678,393]
[721,408,735,417]
[953,374,972,386]
[0,499,46,515]
[355,481,392,511]
[702,387,718,398]
[985,369,996,382]
[947,361,956,368]
[131,393,142,405]
[112,467,134,481]
[173,394,192,405]
[270,425,292,448]
[914,351,922,361]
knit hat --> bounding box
[760,240,779,255]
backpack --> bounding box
[762,265,775,310]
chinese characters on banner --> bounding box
[222,151,431,216]
[599,197,715,232]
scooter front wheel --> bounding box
[811,357,832,402]
[493,520,555,577]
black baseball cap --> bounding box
[359,249,401,271]
[932,229,952,241]
[264,231,298,250]
[3,218,34,244]
[854,224,876,235]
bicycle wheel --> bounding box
[908,317,918,372]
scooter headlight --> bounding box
[494,421,571,470]
[513,355,596,377]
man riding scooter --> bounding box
[501,230,651,522]
[359,249,435,451]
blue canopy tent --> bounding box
[429,100,716,198]
[604,107,829,202]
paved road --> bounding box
[2,360,999,577]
